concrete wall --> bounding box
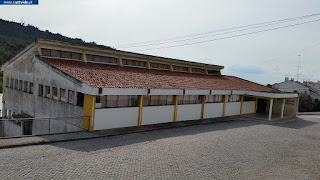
[225,102,241,116]
[272,98,298,116]
[142,105,174,125]
[242,101,255,114]
[3,121,22,137]
[203,103,223,119]
[3,49,84,135]
[94,107,139,130]
[177,104,202,121]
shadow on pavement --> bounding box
[52,117,261,152]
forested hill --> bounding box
[0,19,113,66]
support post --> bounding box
[254,98,258,113]
[137,95,144,126]
[82,94,96,131]
[222,95,227,117]
[240,95,244,115]
[268,98,273,120]
[281,99,286,118]
[200,95,205,119]
[173,95,179,122]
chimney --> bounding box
[285,77,289,82]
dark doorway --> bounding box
[77,92,84,107]
[256,99,267,113]
[23,121,33,135]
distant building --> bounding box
[273,77,320,103]
[0,39,298,136]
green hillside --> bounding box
[0,19,112,66]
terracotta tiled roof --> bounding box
[42,57,273,92]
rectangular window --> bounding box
[14,79,18,90]
[60,89,66,102]
[29,83,34,94]
[122,59,146,68]
[41,48,51,56]
[68,90,75,104]
[150,62,169,70]
[38,84,44,96]
[6,78,9,87]
[173,65,189,72]
[77,92,84,107]
[118,95,129,107]
[10,78,14,88]
[19,80,23,91]
[71,53,81,60]
[229,95,240,102]
[45,85,51,98]
[129,95,139,107]
[106,95,118,108]
[51,50,60,57]
[24,81,28,92]
[61,51,72,59]
[52,87,58,99]
[95,96,102,108]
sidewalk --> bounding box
[0,116,242,149]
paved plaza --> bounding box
[0,115,320,179]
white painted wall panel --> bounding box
[225,102,241,116]
[242,101,255,114]
[142,105,174,125]
[177,104,202,121]
[94,107,138,130]
[203,103,223,119]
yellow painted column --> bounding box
[254,98,258,113]
[200,95,205,119]
[173,95,179,122]
[82,94,96,132]
[240,95,244,115]
[137,95,144,126]
[222,95,227,117]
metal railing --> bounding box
[0,116,90,137]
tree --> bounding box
[298,94,314,112]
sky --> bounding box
[0,0,319,85]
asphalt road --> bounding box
[0,115,319,179]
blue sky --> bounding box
[0,0,319,85]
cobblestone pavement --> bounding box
[0,115,320,179]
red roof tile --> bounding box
[42,57,273,92]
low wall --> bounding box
[203,103,223,119]
[94,107,139,130]
[3,121,22,137]
[142,105,174,125]
[225,102,241,116]
[242,101,255,114]
[177,104,202,121]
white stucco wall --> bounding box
[142,105,174,125]
[273,81,309,94]
[203,103,223,119]
[242,101,255,114]
[94,107,138,130]
[225,102,241,116]
[177,104,202,121]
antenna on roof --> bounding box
[295,55,302,82]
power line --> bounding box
[117,12,320,48]
[135,18,320,51]
[262,42,320,64]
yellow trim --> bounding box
[222,95,227,117]
[173,95,179,122]
[118,56,123,66]
[200,96,205,119]
[137,95,144,126]
[240,95,244,115]
[82,94,96,131]
[254,98,258,113]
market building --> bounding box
[0,39,298,136]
